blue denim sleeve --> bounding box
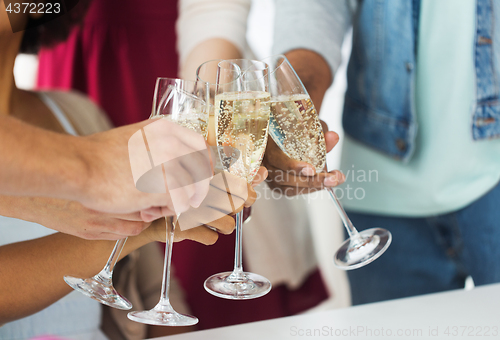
[272,0,355,82]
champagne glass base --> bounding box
[334,228,392,270]
[64,275,132,310]
[204,271,272,300]
[127,309,198,326]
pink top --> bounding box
[37,0,179,127]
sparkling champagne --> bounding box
[269,95,326,172]
[159,114,208,139]
[215,91,270,182]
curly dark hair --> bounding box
[20,0,92,54]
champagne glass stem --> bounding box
[326,187,363,246]
[96,237,127,284]
[155,216,175,311]
[64,236,132,310]
[127,214,197,324]
[228,211,245,281]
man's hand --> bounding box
[262,50,345,196]
[77,119,213,222]
[0,195,151,240]
[0,115,261,239]
[263,120,345,196]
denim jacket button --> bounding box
[405,62,414,72]
[478,36,493,45]
[396,138,407,151]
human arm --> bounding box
[262,51,343,195]
[0,169,261,324]
[0,163,263,240]
[0,115,89,202]
[0,229,156,324]
[0,116,213,227]
[0,195,148,240]
[177,0,251,79]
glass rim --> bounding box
[196,59,269,85]
[260,54,293,75]
[155,77,209,85]
[259,54,310,97]
[151,77,209,118]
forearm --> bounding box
[273,0,352,105]
[0,195,58,223]
[0,231,151,323]
[285,49,333,111]
[0,116,88,201]
[0,195,30,220]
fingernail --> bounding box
[324,176,338,186]
[301,166,315,176]
[190,197,202,208]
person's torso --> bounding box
[340,0,500,216]
[343,0,500,161]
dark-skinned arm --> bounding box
[263,49,345,195]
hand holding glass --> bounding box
[127,78,209,326]
[262,55,392,270]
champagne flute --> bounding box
[203,59,272,299]
[195,59,225,146]
[262,55,392,270]
[196,60,253,223]
[127,78,209,326]
[64,239,132,310]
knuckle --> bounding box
[307,177,317,189]
[86,219,108,233]
[166,137,181,153]
[123,222,143,236]
[160,141,177,159]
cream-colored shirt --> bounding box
[176,0,253,68]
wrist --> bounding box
[284,49,332,111]
[62,136,95,205]
[124,231,155,253]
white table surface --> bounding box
[156,283,500,340]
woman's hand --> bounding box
[140,217,232,246]
[141,167,267,245]
[263,120,345,196]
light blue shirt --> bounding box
[340,0,500,216]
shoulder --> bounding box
[39,90,114,136]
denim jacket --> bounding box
[343,0,500,161]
